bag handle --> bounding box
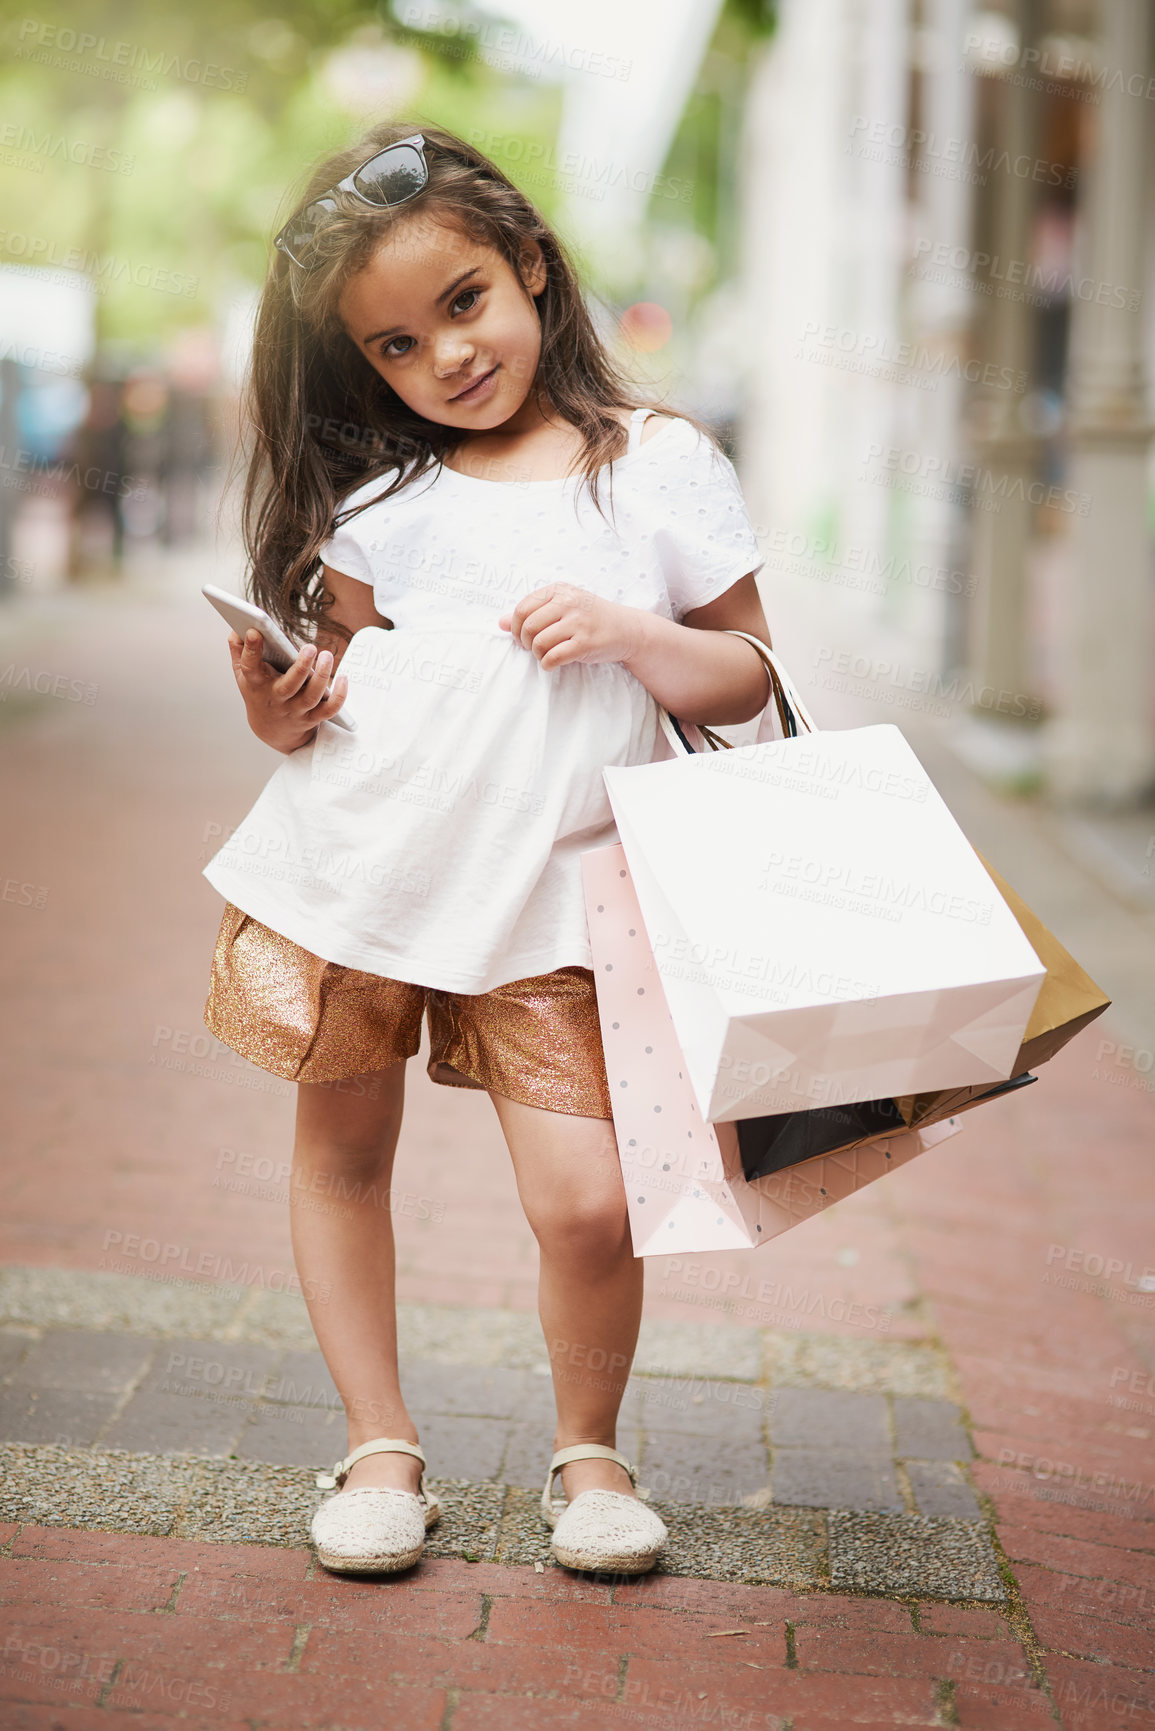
[657,630,817,759]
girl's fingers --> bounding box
[310,673,349,720]
[507,587,557,638]
[238,628,269,676]
[526,620,571,660]
[298,650,336,712]
[539,636,578,669]
[516,601,565,649]
[274,643,320,700]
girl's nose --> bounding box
[432,338,475,379]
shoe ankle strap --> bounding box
[316,1436,426,1491]
[542,1445,648,1521]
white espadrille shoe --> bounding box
[542,1444,667,1575]
[311,1438,440,1574]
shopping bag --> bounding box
[582,841,962,1255]
[731,848,1111,1182]
[602,638,1047,1124]
[890,851,1111,1133]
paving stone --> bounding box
[401,1361,555,1422]
[227,1285,322,1350]
[0,1265,248,1339]
[0,1442,200,1535]
[0,1329,37,1376]
[0,1388,121,1448]
[420,1480,506,1562]
[173,1457,329,1547]
[763,1330,952,1397]
[640,1430,769,1506]
[766,1386,891,1451]
[635,1378,769,1439]
[906,1459,983,1519]
[829,1511,1007,1601]
[262,1348,340,1410]
[411,1414,510,1482]
[100,1389,252,1457]
[135,1337,283,1401]
[500,1423,551,1491]
[8,1329,155,1394]
[893,1395,973,1460]
[0,1269,768,1388]
[234,1401,345,1467]
[632,1318,764,1382]
[771,1449,905,1513]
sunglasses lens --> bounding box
[352,144,427,206]
[278,197,337,263]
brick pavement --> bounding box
[1,568,1154,1725]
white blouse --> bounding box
[203,410,765,992]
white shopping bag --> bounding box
[582,841,962,1255]
[602,638,1047,1124]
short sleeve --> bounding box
[655,424,765,621]
[318,513,374,586]
[318,479,388,585]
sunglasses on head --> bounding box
[274,133,429,269]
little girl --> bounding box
[203,121,773,1577]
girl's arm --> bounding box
[228,566,390,754]
[620,573,773,726]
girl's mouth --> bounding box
[451,364,499,404]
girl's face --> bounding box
[337,212,548,429]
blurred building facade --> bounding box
[737,0,1154,807]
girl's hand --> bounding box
[499,584,645,670]
[228,629,349,753]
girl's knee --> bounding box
[530,1189,631,1261]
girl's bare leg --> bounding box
[488,1092,643,1502]
[291,1061,422,1494]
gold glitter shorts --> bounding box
[204,903,613,1119]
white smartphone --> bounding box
[203,584,355,732]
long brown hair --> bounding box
[242,119,722,641]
